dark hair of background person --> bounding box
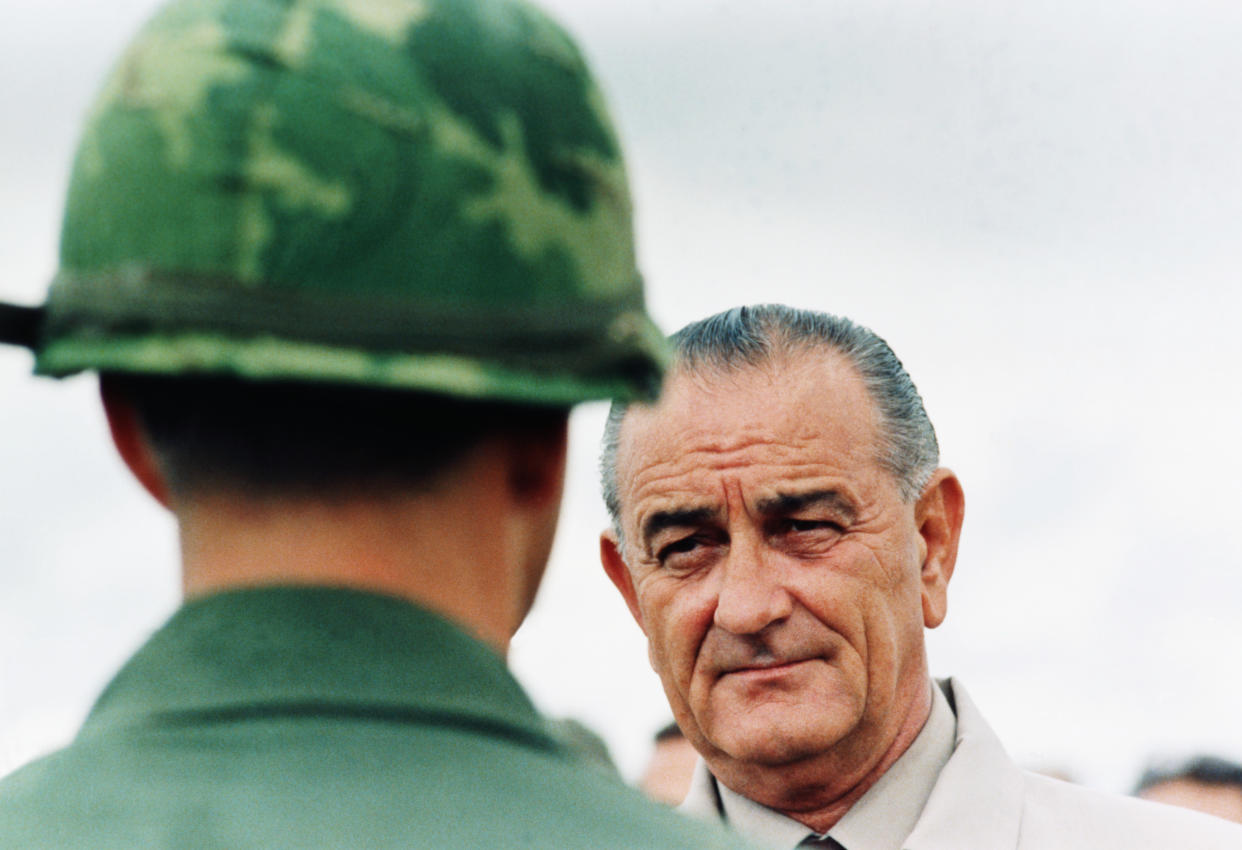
[101,372,569,500]
[1135,756,1242,795]
[654,721,686,744]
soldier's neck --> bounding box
[174,449,529,655]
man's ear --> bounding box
[600,530,645,633]
[914,468,965,629]
[99,378,172,509]
[502,416,569,511]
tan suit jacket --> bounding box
[683,678,1242,849]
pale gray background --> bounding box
[3,0,1240,790]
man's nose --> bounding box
[712,533,793,635]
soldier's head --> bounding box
[0,0,668,631]
[98,372,570,503]
[2,0,666,498]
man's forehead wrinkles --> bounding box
[627,455,835,510]
[616,362,886,535]
[631,432,819,478]
[628,465,864,532]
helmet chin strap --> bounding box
[0,303,43,350]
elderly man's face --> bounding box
[601,350,960,776]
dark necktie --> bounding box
[798,836,846,849]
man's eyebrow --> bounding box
[756,490,856,523]
[641,507,720,543]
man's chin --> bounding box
[697,677,862,766]
[705,715,854,767]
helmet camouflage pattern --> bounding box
[15,0,667,404]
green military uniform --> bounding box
[0,587,747,848]
[0,0,754,846]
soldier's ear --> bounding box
[99,378,172,509]
[501,415,569,511]
[600,530,645,633]
[914,468,964,629]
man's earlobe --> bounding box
[99,379,172,509]
[600,530,645,632]
[915,469,965,628]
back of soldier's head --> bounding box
[0,0,668,495]
[102,372,568,500]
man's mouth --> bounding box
[721,657,814,677]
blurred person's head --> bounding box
[640,721,700,806]
[1135,756,1242,824]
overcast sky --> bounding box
[3,0,1241,790]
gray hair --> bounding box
[600,305,940,531]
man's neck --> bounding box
[174,459,523,654]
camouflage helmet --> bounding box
[0,0,667,404]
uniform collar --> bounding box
[79,585,556,752]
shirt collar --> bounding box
[79,585,555,751]
[717,779,819,849]
[715,680,958,850]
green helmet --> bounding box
[0,0,667,404]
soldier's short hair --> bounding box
[104,373,567,500]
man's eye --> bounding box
[775,519,845,542]
[788,519,836,532]
[657,537,701,562]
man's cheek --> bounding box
[646,626,686,691]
